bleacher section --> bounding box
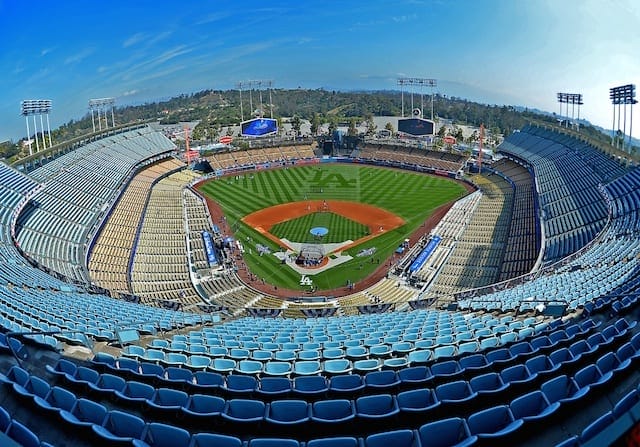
[359,143,467,173]
[88,158,185,294]
[0,162,210,350]
[490,158,540,280]
[130,170,202,307]
[205,144,316,171]
[426,173,513,298]
[14,126,176,283]
[499,125,626,264]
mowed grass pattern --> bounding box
[271,212,370,244]
[198,164,467,291]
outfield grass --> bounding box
[270,212,369,244]
[198,164,467,291]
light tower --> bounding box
[21,99,52,155]
[610,84,636,152]
[88,98,116,133]
[398,77,437,119]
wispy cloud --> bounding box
[123,30,173,48]
[123,32,147,48]
[392,13,418,22]
[65,48,94,65]
[40,47,55,57]
[195,11,234,26]
[120,89,139,97]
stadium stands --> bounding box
[3,123,640,446]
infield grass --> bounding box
[198,163,467,291]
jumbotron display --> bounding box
[241,118,278,137]
[398,117,435,136]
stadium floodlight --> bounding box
[236,80,275,125]
[557,93,583,129]
[398,77,437,120]
[609,84,638,149]
[610,84,636,151]
[88,98,116,133]
[21,99,52,155]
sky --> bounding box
[1,0,639,143]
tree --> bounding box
[364,114,376,136]
[348,118,358,136]
[385,122,394,133]
[437,125,446,138]
[291,115,302,136]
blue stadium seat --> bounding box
[65,366,100,389]
[541,375,590,407]
[6,420,42,447]
[397,365,433,388]
[458,354,491,376]
[221,399,266,429]
[114,380,156,405]
[469,372,510,403]
[265,399,310,430]
[235,360,264,376]
[329,374,365,396]
[87,373,127,396]
[13,375,51,400]
[33,385,77,414]
[353,359,381,374]
[292,376,328,400]
[134,422,190,447]
[355,394,400,425]
[45,358,78,379]
[573,363,609,391]
[189,433,243,447]
[467,405,524,441]
[225,374,258,397]
[510,390,560,423]
[311,399,356,432]
[264,361,293,377]
[293,361,322,376]
[397,388,440,421]
[60,397,108,428]
[324,359,353,376]
[580,410,615,444]
[306,437,360,447]
[364,370,400,392]
[435,380,478,411]
[407,349,432,366]
[210,358,237,374]
[0,365,30,387]
[364,429,419,447]
[417,417,477,447]
[0,406,11,432]
[247,438,300,447]
[430,360,464,383]
[93,410,148,444]
[525,354,561,382]
[181,394,225,420]
[258,377,292,399]
[146,387,189,416]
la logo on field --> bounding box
[299,275,313,286]
[311,170,357,188]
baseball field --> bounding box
[197,163,467,292]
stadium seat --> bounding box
[329,374,365,396]
[60,397,108,428]
[467,405,524,441]
[34,385,77,413]
[323,359,353,376]
[292,376,328,400]
[93,410,148,444]
[510,390,560,423]
[189,433,243,447]
[134,422,191,447]
[311,398,356,433]
[417,417,477,447]
[114,380,156,405]
[306,437,360,447]
[364,429,418,447]
[181,394,226,420]
[364,370,400,392]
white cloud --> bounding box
[64,48,94,65]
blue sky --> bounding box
[1,0,639,142]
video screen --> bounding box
[241,118,278,137]
[398,118,434,136]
